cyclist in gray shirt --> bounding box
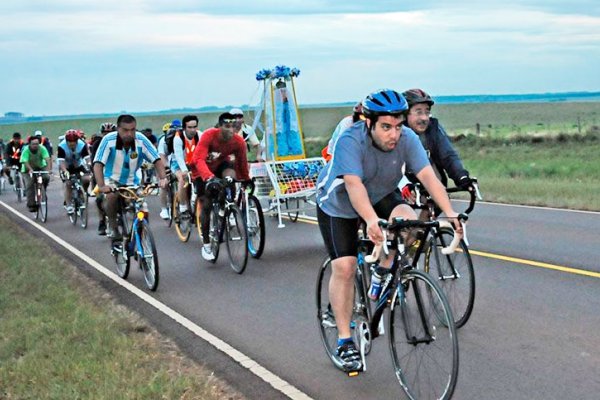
[316,88,462,373]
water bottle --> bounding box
[368,266,385,300]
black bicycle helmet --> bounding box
[362,89,408,118]
[402,88,435,108]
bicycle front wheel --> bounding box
[138,221,160,291]
[207,205,220,263]
[114,213,131,279]
[38,184,48,223]
[16,175,23,202]
[389,269,459,400]
[225,204,248,274]
[79,190,89,229]
[166,184,174,227]
[425,228,475,328]
[244,194,265,259]
[173,193,191,242]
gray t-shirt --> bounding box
[316,121,429,218]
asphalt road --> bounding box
[1,179,599,400]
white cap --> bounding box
[229,108,244,116]
[34,130,43,137]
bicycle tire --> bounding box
[38,183,48,223]
[225,204,248,274]
[173,193,191,242]
[114,212,131,279]
[165,182,175,227]
[16,174,22,203]
[389,269,459,400]
[69,187,78,225]
[138,221,160,291]
[316,257,370,371]
[286,198,300,222]
[208,205,220,263]
[244,194,265,259]
[79,189,89,229]
[195,198,203,242]
[425,227,475,329]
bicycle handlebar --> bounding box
[110,184,158,200]
[414,177,482,215]
[364,214,468,263]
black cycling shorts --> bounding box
[317,189,406,260]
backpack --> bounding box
[165,128,182,155]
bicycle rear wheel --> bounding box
[225,204,248,274]
[138,221,160,291]
[316,257,370,371]
[425,227,475,328]
[244,194,265,259]
[16,174,23,202]
[38,184,48,223]
[173,193,191,242]
[389,269,459,400]
[69,188,78,225]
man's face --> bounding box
[233,115,243,131]
[29,139,40,152]
[184,120,198,138]
[219,120,236,141]
[367,115,405,152]
[406,103,431,135]
[118,121,137,144]
[67,140,77,150]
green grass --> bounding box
[0,214,244,400]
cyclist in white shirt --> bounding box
[230,108,264,162]
[93,114,167,241]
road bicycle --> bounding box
[409,178,482,328]
[205,177,248,274]
[110,184,160,291]
[65,171,89,229]
[30,171,50,223]
[11,165,25,202]
[235,179,265,259]
[173,173,203,243]
[316,216,466,400]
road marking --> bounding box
[294,215,600,278]
[0,200,314,400]
[469,249,600,278]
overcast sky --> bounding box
[1,1,599,116]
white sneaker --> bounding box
[160,208,170,220]
[66,205,75,214]
[201,244,215,261]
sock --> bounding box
[337,337,352,347]
[179,204,188,212]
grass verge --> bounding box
[0,213,245,400]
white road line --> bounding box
[0,200,314,400]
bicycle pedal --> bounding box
[347,370,360,377]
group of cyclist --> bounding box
[3,87,475,383]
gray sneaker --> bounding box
[201,244,215,261]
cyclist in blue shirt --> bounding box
[93,114,168,241]
[316,89,462,373]
[58,129,91,214]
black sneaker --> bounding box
[97,220,107,236]
[336,342,362,373]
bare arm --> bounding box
[344,174,384,244]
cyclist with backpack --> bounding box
[229,108,264,162]
[166,115,201,218]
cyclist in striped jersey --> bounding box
[93,114,168,241]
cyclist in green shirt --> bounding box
[21,136,51,212]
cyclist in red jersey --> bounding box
[191,112,250,261]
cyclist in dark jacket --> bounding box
[402,88,471,189]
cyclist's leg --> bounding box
[176,170,189,212]
[23,173,36,209]
[317,206,362,369]
[103,192,121,240]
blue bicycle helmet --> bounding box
[171,119,182,128]
[362,89,408,118]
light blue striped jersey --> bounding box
[93,132,159,186]
[57,139,89,168]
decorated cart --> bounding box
[250,65,325,227]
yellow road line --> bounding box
[469,249,600,278]
[292,216,600,278]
